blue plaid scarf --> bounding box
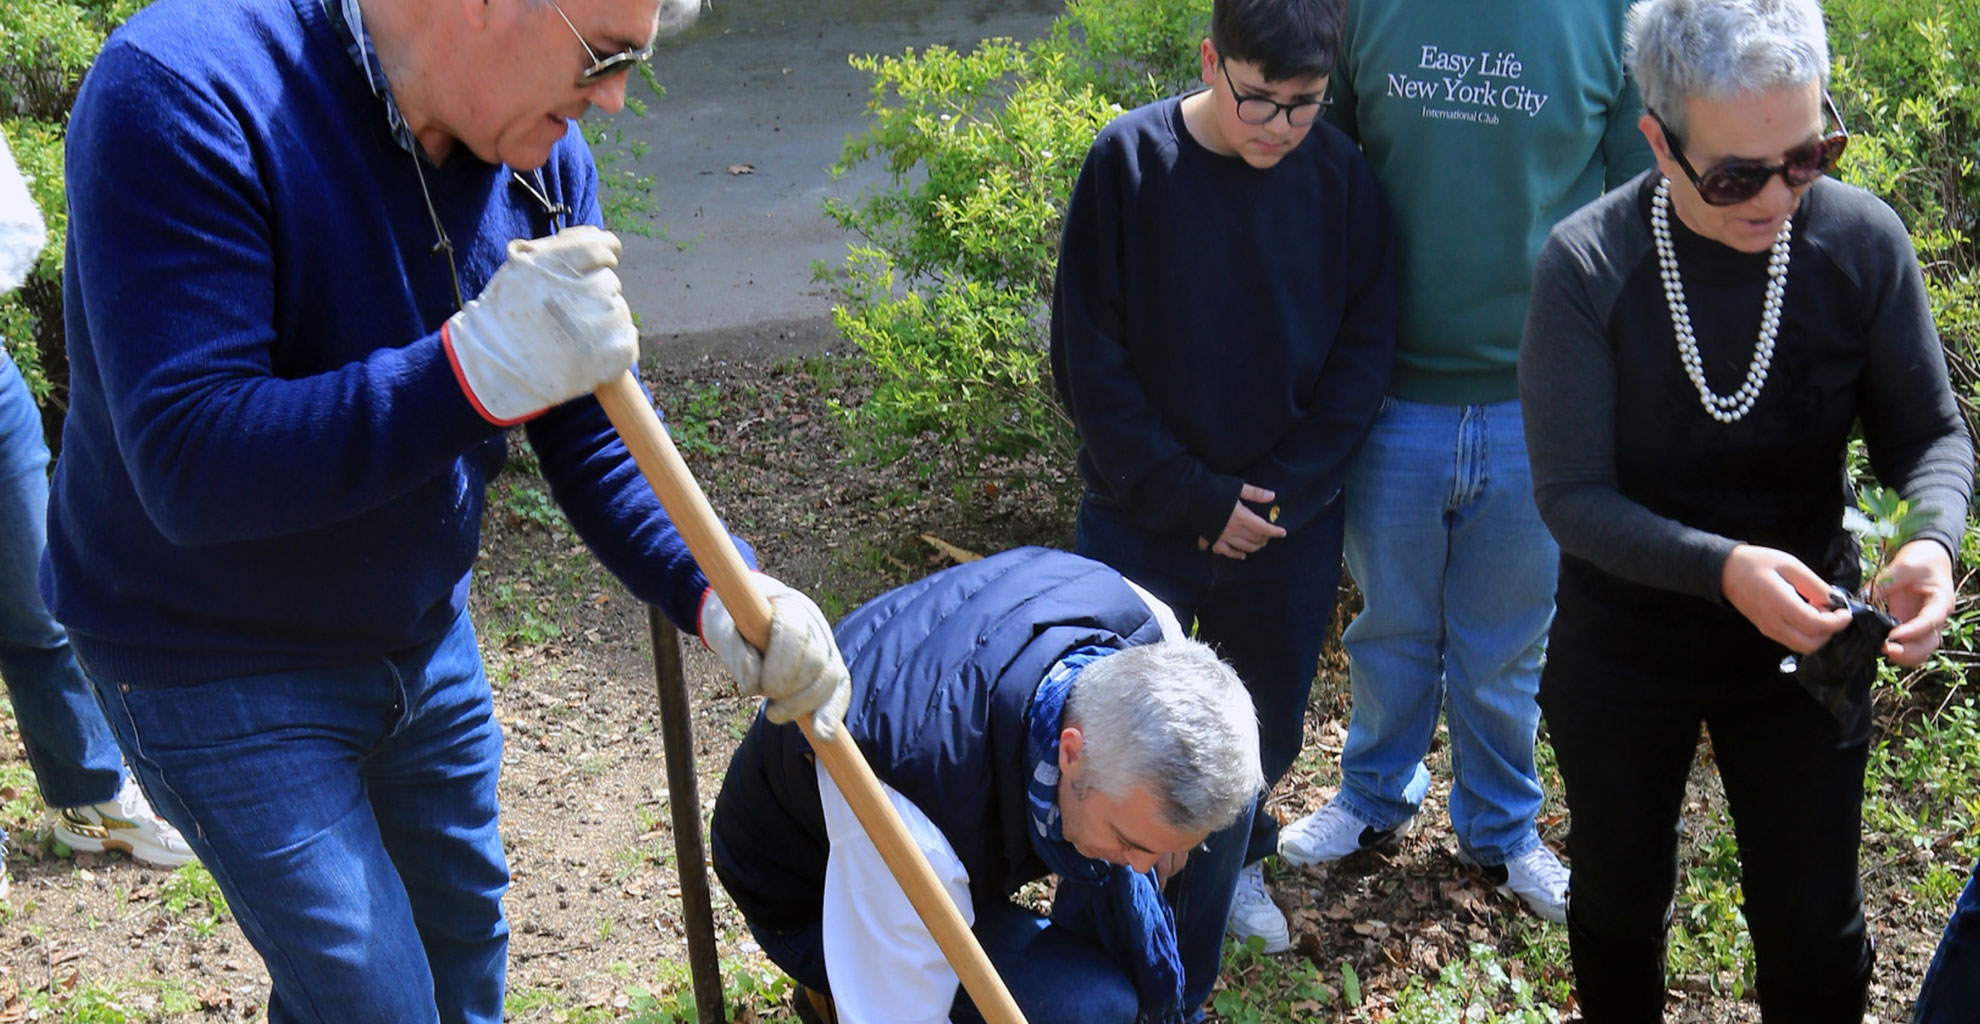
[1025,648,1185,1024]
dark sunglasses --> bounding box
[1650,93,1849,205]
[1219,58,1327,127]
[550,0,656,87]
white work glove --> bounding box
[700,575,852,740]
[442,225,638,425]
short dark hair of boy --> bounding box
[1210,0,1345,82]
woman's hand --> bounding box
[1721,544,1853,653]
[1873,539,1957,667]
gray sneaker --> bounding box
[51,777,196,869]
[1278,798,1408,867]
[1457,843,1569,923]
[1226,861,1291,953]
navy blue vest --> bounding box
[710,547,1166,930]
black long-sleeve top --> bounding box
[1520,171,1973,673]
[1050,96,1398,541]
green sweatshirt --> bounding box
[1328,0,1652,404]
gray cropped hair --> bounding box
[1063,639,1264,836]
[1625,0,1830,137]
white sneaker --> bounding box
[51,776,197,869]
[1226,861,1290,953]
[1458,843,1568,923]
[1278,798,1407,867]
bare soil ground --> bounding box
[0,345,1955,1022]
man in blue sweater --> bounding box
[712,547,1265,1024]
[49,0,848,1020]
[1050,0,1397,953]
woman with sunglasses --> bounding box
[1517,0,1972,1019]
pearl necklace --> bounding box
[1651,176,1793,423]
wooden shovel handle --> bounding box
[594,371,1029,1024]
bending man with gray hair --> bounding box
[712,547,1266,1024]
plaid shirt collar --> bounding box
[321,0,421,156]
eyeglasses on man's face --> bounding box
[1650,93,1849,206]
[1219,58,1327,127]
[548,0,656,87]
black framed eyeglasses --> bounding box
[549,0,656,87]
[1650,92,1849,206]
[1218,58,1327,127]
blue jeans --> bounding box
[1076,496,1341,1009]
[1338,397,1553,864]
[1916,859,1980,1023]
[1074,496,1345,862]
[0,350,125,812]
[750,893,1150,1024]
[85,613,508,1024]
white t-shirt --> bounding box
[0,132,46,297]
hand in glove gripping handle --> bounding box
[443,225,639,425]
[701,575,851,739]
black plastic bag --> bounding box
[1780,585,1895,725]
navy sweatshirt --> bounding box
[1050,96,1398,542]
[46,0,746,687]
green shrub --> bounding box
[822,0,1210,468]
[1827,0,1979,434]
[0,0,148,425]
[1046,0,1209,107]
[1824,0,1979,705]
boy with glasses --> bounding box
[1050,0,1397,955]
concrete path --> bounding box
[603,0,1063,362]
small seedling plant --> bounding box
[1844,483,1944,610]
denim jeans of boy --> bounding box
[1076,495,1342,1005]
[1075,493,1347,863]
[0,350,124,811]
[1339,397,1553,864]
[752,898,1142,1024]
[1915,859,1980,1023]
[85,612,508,1024]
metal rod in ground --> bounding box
[649,605,726,1024]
